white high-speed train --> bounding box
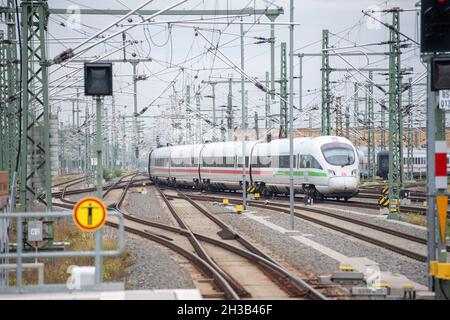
[148,136,360,200]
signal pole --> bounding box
[288,0,295,230]
[421,0,450,298]
[321,30,331,135]
[240,20,247,210]
[280,42,288,138]
[387,8,403,220]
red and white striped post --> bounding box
[435,141,448,189]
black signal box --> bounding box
[421,0,450,54]
[432,57,450,90]
[84,62,113,96]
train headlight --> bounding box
[328,170,336,177]
[351,169,357,176]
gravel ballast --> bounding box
[201,201,428,286]
[104,227,195,290]
[124,187,175,226]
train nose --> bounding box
[329,177,358,193]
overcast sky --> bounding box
[1,0,424,149]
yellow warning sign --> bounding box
[436,195,448,242]
[73,197,107,232]
[378,196,389,207]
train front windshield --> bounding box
[321,142,355,166]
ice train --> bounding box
[148,136,360,200]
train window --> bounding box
[237,157,250,168]
[299,155,307,168]
[311,157,323,170]
[278,155,296,168]
[257,155,271,168]
[225,156,235,167]
[202,156,214,167]
[321,143,355,166]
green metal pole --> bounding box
[321,30,330,136]
[368,71,374,182]
[6,0,18,178]
[381,100,386,150]
[186,85,191,144]
[132,61,138,168]
[298,54,303,113]
[95,98,103,196]
[121,115,126,168]
[345,103,350,139]
[0,31,5,171]
[19,1,52,214]
[353,82,359,146]
[267,14,277,99]
[387,9,402,220]
[280,42,287,138]
[85,101,91,183]
[227,78,233,141]
[254,112,259,140]
[265,71,270,132]
[211,83,216,141]
[18,2,30,211]
[41,8,53,212]
[95,96,103,285]
[407,78,414,181]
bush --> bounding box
[103,168,113,181]
[113,168,122,178]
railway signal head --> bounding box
[84,62,113,96]
[421,0,450,53]
[431,57,450,90]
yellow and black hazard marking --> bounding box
[381,187,389,195]
[389,198,399,213]
[378,196,389,207]
[389,204,398,213]
[247,185,256,193]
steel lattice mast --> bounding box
[19,0,52,213]
[387,8,403,219]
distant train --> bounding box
[376,149,450,179]
[357,147,449,179]
[148,136,360,200]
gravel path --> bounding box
[200,201,428,286]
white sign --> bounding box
[91,158,97,166]
[440,90,450,110]
[28,220,43,242]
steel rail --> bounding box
[176,193,430,262]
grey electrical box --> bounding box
[28,220,43,242]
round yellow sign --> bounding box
[73,197,107,232]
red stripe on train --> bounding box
[151,167,273,175]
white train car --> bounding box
[148,136,360,199]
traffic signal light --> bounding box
[421,0,450,53]
[84,63,113,96]
[431,57,450,90]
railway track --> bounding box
[53,174,330,300]
[177,187,429,215]
[174,190,449,262]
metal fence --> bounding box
[0,209,124,293]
